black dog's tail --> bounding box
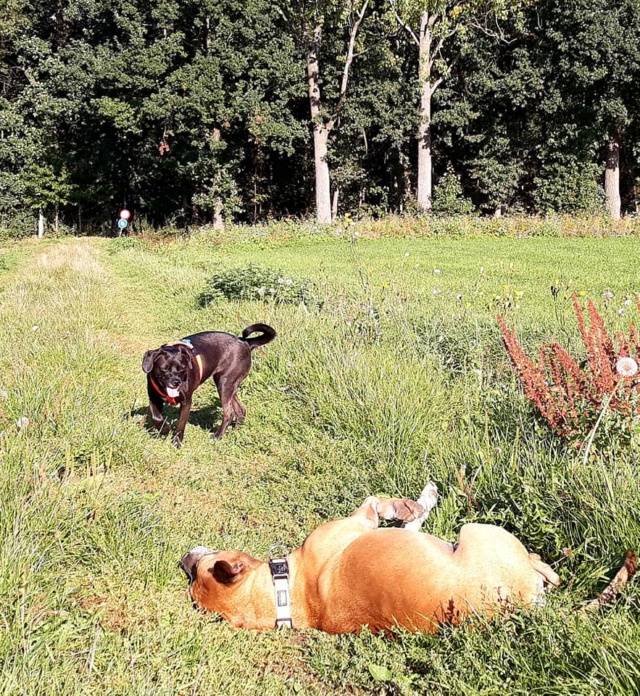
[241,323,277,350]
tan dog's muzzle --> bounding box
[181,546,217,580]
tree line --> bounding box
[1,0,639,234]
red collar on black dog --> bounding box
[149,339,203,405]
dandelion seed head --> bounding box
[616,357,638,378]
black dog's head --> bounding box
[142,344,193,398]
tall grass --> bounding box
[0,232,638,694]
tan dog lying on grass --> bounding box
[181,483,636,634]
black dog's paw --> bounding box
[172,434,184,448]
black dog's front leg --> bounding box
[149,393,170,436]
[173,397,193,448]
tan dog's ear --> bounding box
[210,560,246,585]
[142,349,160,373]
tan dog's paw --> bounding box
[393,499,425,523]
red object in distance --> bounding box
[119,209,131,220]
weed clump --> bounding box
[498,295,640,446]
[199,264,318,307]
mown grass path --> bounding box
[0,235,639,695]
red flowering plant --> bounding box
[498,295,640,449]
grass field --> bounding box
[1,228,639,695]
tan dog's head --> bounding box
[180,546,259,616]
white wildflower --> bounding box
[432,289,439,296]
[433,268,441,275]
[16,417,29,429]
[616,357,639,378]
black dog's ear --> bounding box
[209,560,245,585]
[177,344,193,359]
[142,349,160,373]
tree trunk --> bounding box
[331,187,340,221]
[308,26,332,225]
[213,200,224,230]
[212,128,224,230]
[417,12,433,213]
[605,139,621,220]
[401,152,411,213]
[37,210,45,238]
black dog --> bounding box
[142,324,276,447]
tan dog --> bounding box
[181,484,569,634]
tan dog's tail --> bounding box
[584,550,637,613]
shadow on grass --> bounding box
[128,403,224,438]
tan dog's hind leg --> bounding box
[402,482,439,531]
[529,554,561,589]
[584,550,637,612]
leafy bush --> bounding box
[533,162,606,215]
[432,167,475,216]
[0,210,38,240]
[199,264,318,306]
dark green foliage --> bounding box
[2,0,640,232]
[534,162,607,215]
[432,167,475,215]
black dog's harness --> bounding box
[149,339,203,406]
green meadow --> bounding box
[1,229,639,695]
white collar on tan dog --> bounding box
[268,545,293,629]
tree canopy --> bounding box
[2,0,640,233]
